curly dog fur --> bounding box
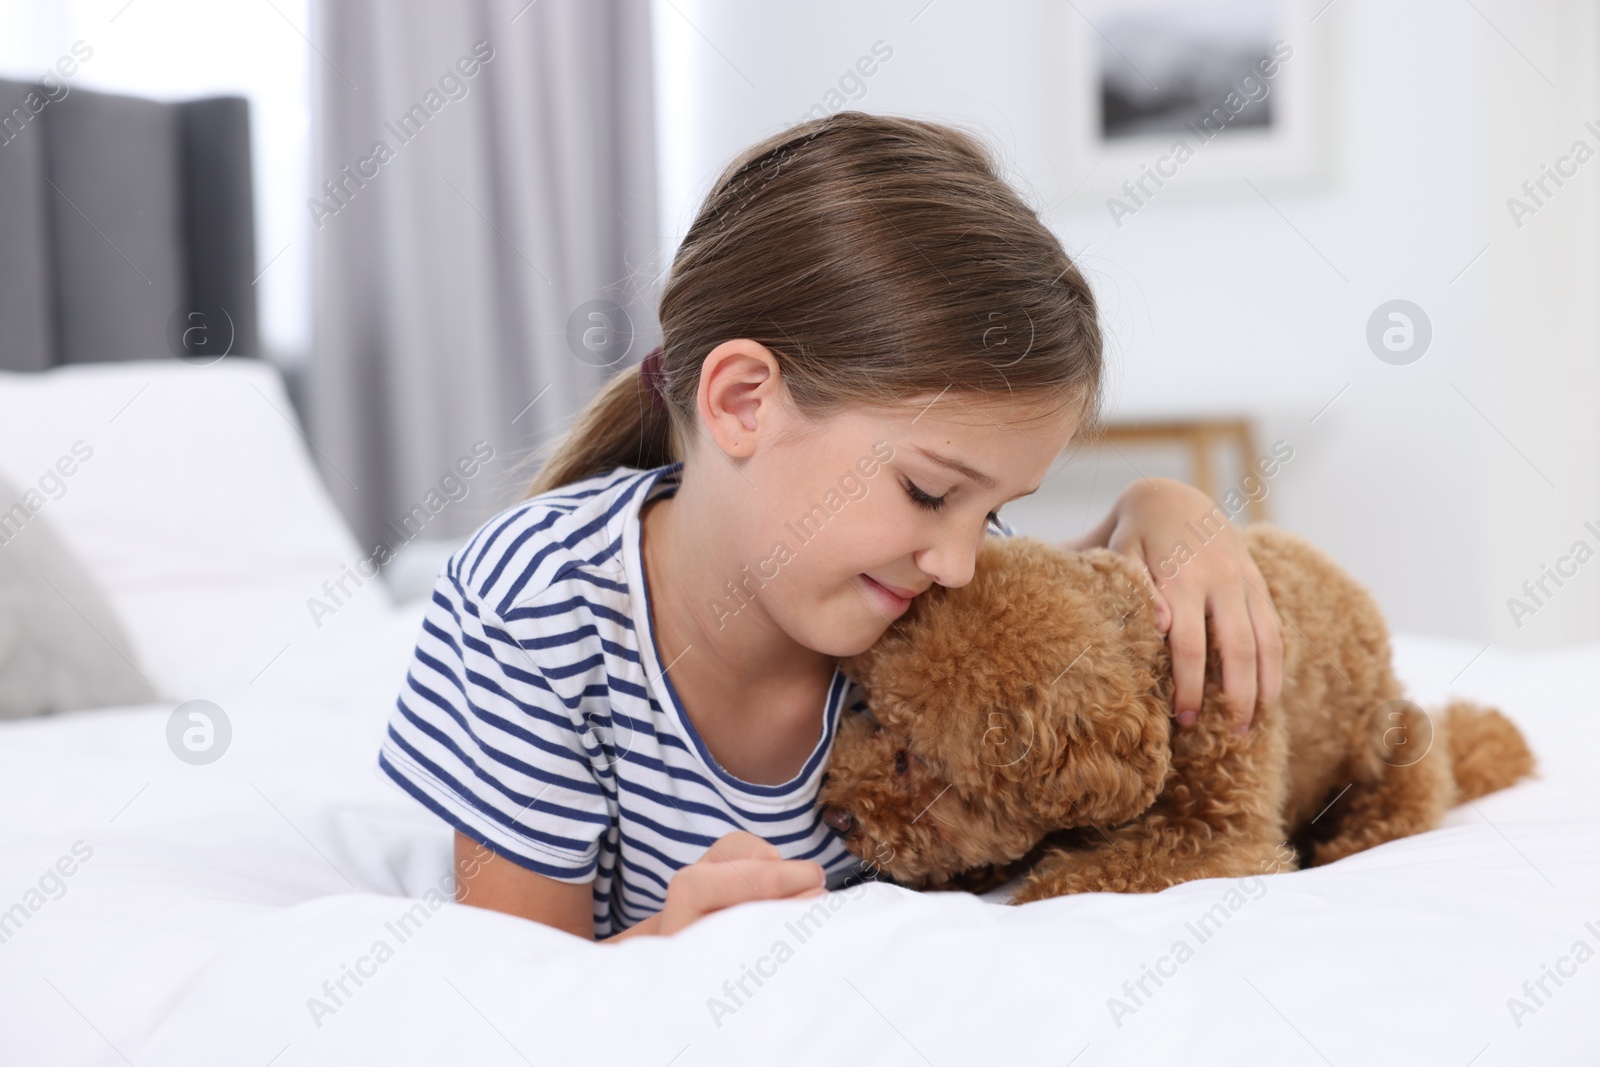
[817,525,1537,904]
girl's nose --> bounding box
[915,524,985,591]
[916,536,979,590]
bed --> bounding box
[1,358,1596,1066]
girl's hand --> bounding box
[656,830,827,937]
[1101,477,1283,733]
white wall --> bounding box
[652,0,1600,648]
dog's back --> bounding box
[1231,524,1402,830]
[1236,524,1534,842]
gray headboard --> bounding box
[0,78,258,371]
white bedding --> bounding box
[2,362,1596,1065]
[1,611,1596,1066]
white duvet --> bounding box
[1,606,1596,1066]
[1,363,1596,1065]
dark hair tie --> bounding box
[639,345,668,414]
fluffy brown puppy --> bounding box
[818,525,1536,904]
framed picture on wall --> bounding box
[1046,0,1329,202]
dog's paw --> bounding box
[925,863,1018,895]
[1008,850,1170,902]
[1009,860,1100,903]
[1008,878,1070,905]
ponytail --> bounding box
[517,359,680,499]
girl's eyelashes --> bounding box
[901,478,1002,528]
[901,478,943,511]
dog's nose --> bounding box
[822,804,855,833]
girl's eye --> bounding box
[902,478,1002,529]
[894,749,909,776]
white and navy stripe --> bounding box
[379,461,1017,938]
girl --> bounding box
[378,112,1283,942]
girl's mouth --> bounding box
[858,574,912,614]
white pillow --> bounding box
[0,359,393,700]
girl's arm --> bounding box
[454,831,595,938]
[1060,500,1120,555]
[1064,477,1284,733]
[453,830,824,941]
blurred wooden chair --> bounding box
[1096,417,1270,523]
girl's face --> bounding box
[741,390,1080,659]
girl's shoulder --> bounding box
[445,464,664,617]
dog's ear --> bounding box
[974,547,1173,829]
[844,536,1173,830]
[840,642,886,694]
[989,682,1173,830]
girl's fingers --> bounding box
[1134,558,1172,632]
[1165,595,1208,725]
[1101,479,1282,731]
[689,859,827,913]
[700,830,782,865]
[1211,585,1259,731]
[1245,569,1284,710]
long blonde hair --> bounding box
[521,110,1104,498]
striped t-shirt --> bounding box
[378,460,1018,938]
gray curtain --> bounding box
[309,0,660,551]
